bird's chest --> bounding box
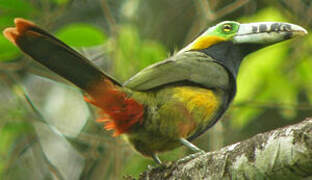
[172,86,220,119]
[145,86,221,138]
[126,86,222,155]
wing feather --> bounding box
[124,51,230,91]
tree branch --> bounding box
[139,118,312,179]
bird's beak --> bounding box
[233,22,307,44]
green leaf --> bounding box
[0,35,20,62]
[138,40,167,68]
[55,23,107,47]
[0,0,35,14]
[0,16,15,29]
[50,0,69,5]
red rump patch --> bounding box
[84,79,144,136]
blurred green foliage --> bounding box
[0,0,311,179]
[56,23,107,47]
[114,25,167,81]
[0,0,36,61]
[0,35,19,61]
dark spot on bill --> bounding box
[271,23,281,32]
[284,32,293,39]
[252,26,258,33]
[259,24,267,32]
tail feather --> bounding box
[3,18,144,136]
[84,79,144,136]
[3,18,120,90]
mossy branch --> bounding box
[139,118,312,179]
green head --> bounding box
[178,21,307,77]
[197,21,241,40]
[178,21,240,52]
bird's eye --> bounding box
[222,24,232,32]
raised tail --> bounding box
[3,18,120,90]
[3,18,144,136]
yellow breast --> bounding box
[173,86,220,119]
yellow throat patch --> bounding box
[190,36,226,50]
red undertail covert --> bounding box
[84,79,144,136]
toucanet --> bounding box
[3,18,307,164]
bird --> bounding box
[3,18,307,164]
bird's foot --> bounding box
[177,151,206,164]
[152,154,162,164]
[179,138,204,152]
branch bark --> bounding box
[139,118,312,180]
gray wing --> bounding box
[123,51,230,91]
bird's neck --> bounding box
[200,41,262,79]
